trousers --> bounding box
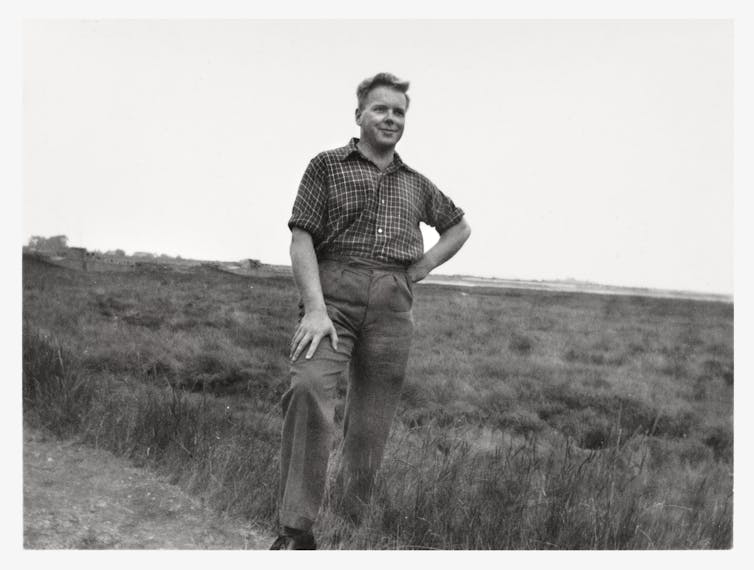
[278,257,415,531]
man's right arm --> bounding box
[288,227,339,361]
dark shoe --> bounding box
[269,529,316,550]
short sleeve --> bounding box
[287,156,328,243]
[423,180,465,234]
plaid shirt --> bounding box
[288,138,464,265]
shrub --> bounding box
[702,426,733,463]
[509,333,533,355]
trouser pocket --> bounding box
[403,272,414,297]
[388,273,413,312]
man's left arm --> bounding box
[407,217,471,283]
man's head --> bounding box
[355,73,410,153]
[356,72,410,112]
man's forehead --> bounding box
[364,86,408,108]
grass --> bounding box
[22,254,733,549]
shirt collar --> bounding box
[339,137,416,174]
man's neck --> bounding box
[356,139,394,171]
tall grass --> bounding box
[23,330,281,523]
[22,255,733,549]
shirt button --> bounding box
[377,228,383,234]
[381,199,385,204]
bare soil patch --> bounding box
[23,426,270,549]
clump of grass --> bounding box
[563,346,627,367]
[23,330,95,438]
[701,425,733,463]
[534,382,700,442]
[509,333,534,355]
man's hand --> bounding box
[407,218,471,283]
[290,308,339,361]
[406,263,430,284]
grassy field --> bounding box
[22,253,733,549]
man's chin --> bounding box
[378,134,401,148]
[361,134,400,153]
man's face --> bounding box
[355,86,407,152]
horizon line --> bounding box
[22,244,733,302]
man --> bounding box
[271,73,471,550]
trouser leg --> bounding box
[338,273,414,518]
[278,334,353,531]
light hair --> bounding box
[356,72,410,111]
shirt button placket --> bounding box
[375,172,387,257]
[379,173,388,256]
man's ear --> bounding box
[354,107,362,125]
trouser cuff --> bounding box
[279,510,315,533]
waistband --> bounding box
[319,255,409,272]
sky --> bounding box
[23,19,733,294]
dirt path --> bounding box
[23,426,271,549]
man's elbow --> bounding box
[455,217,471,243]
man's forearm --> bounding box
[409,217,471,282]
[288,228,339,360]
[290,228,326,312]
